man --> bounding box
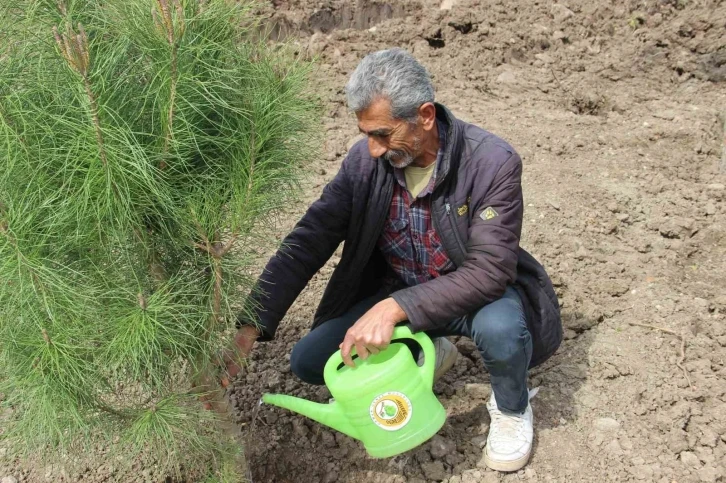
[223,48,562,472]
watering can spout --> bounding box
[262,393,358,440]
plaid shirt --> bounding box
[377,121,455,288]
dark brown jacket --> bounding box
[239,103,562,367]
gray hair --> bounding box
[345,48,435,122]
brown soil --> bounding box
[3,0,726,482]
[240,0,726,482]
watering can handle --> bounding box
[323,324,436,388]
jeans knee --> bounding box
[471,303,528,362]
[290,341,325,385]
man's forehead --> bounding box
[356,99,397,133]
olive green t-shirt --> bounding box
[404,162,436,199]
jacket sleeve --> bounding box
[237,161,353,340]
[390,148,523,332]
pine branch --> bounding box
[53,23,108,167]
[212,255,223,330]
[55,0,67,16]
[155,0,186,169]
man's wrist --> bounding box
[385,297,408,323]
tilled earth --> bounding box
[2,0,726,482]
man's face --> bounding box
[356,98,423,169]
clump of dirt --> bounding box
[2,0,725,482]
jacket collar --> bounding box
[432,102,462,191]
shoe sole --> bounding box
[483,447,532,472]
[433,345,458,383]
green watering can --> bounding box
[262,325,447,458]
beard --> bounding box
[384,134,422,169]
[384,149,415,169]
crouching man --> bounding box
[224,48,562,472]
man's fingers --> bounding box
[367,345,380,355]
[341,338,355,367]
[226,361,241,380]
[355,341,369,361]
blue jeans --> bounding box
[290,286,533,413]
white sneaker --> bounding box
[483,389,537,472]
[417,337,459,383]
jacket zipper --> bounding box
[444,199,467,266]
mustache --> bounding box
[383,149,407,161]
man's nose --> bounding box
[367,137,387,158]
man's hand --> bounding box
[197,324,259,412]
[339,298,407,367]
[219,324,259,388]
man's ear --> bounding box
[418,102,437,131]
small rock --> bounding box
[321,430,337,448]
[481,472,500,483]
[464,383,491,400]
[471,434,488,448]
[496,71,517,84]
[461,469,483,483]
[699,427,719,447]
[292,418,309,438]
[659,220,682,239]
[563,328,578,340]
[429,435,456,459]
[680,450,701,468]
[604,438,623,455]
[653,110,676,121]
[264,411,278,424]
[323,471,338,483]
[2,477,19,483]
[553,30,566,41]
[667,428,689,454]
[307,32,328,56]
[707,183,724,191]
[415,448,433,464]
[574,245,589,260]
[524,467,538,479]
[697,466,720,483]
[594,417,621,432]
[705,203,716,215]
[420,460,447,481]
[534,53,554,64]
[455,338,478,355]
[600,279,630,297]
[629,464,654,480]
[551,3,575,23]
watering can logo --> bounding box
[370,391,412,431]
[262,325,447,458]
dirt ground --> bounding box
[237,0,726,482]
[2,0,725,482]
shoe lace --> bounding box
[489,408,524,439]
